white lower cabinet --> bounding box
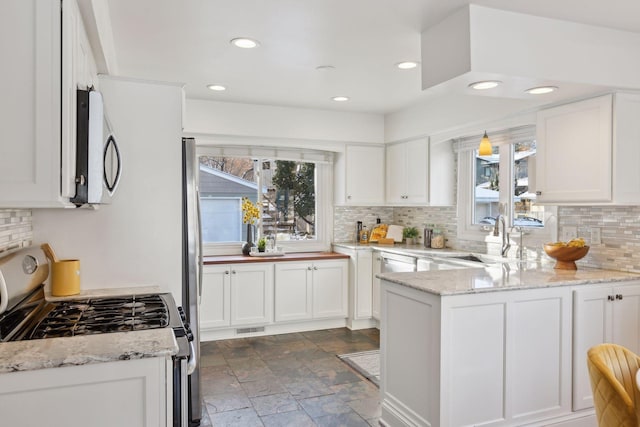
[0,357,169,427]
[381,280,573,427]
[372,253,382,321]
[333,247,376,328]
[200,263,273,330]
[274,260,348,322]
[573,281,640,410]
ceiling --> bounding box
[89,0,640,115]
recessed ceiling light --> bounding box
[332,96,350,102]
[525,86,558,95]
[396,61,419,70]
[207,84,226,91]
[316,65,335,71]
[468,80,502,90]
[230,37,260,49]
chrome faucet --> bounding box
[493,214,511,257]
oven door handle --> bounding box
[187,339,197,375]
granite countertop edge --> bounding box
[0,328,178,374]
[378,267,640,296]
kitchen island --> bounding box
[378,263,640,427]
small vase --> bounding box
[242,224,253,256]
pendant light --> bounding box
[478,131,492,156]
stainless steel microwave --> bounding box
[71,88,122,206]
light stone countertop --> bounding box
[0,329,178,373]
[378,263,640,296]
[0,286,178,374]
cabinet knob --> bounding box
[536,191,542,196]
[308,266,312,270]
[314,266,318,270]
[232,270,236,274]
[347,195,352,199]
[617,294,623,300]
[225,270,230,275]
[608,295,613,301]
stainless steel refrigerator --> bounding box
[182,137,202,426]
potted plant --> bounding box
[257,237,267,252]
[403,226,419,245]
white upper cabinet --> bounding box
[386,138,454,206]
[535,93,640,204]
[0,0,97,207]
[334,144,385,206]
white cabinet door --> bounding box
[230,263,274,326]
[442,288,572,426]
[385,142,408,204]
[386,139,440,205]
[372,253,382,320]
[200,265,231,329]
[0,0,62,207]
[536,95,613,203]
[0,358,168,427]
[312,260,348,319]
[572,285,611,411]
[404,139,429,204]
[274,262,313,322]
[572,281,640,411]
[354,250,373,319]
[334,145,385,205]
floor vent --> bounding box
[236,327,265,334]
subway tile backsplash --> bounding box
[334,204,640,273]
[0,209,33,254]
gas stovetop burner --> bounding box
[28,294,170,340]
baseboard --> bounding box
[347,317,378,330]
[200,318,349,341]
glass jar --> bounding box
[431,228,445,249]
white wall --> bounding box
[185,99,384,148]
[33,77,184,299]
[384,93,538,143]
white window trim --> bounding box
[456,130,558,247]
[198,147,334,256]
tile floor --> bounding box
[198,328,381,426]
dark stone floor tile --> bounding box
[270,365,318,382]
[221,346,260,359]
[260,409,317,427]
[208,407,264,427]
[263,357,305,370]
[250,392,300,416]
[200,352,227,368]
[200,366,242,397]
[204,392,251,414]
[316,368,363,386]
[348,397,381,420]
[240,376,287,397]
[331,381,380,402]
[283,378,333,399]
[298,394,353,419]
[313,410,370,427]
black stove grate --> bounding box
[28,294,170,339]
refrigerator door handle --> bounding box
[196,189,203,298]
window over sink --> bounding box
[456,125,557,245]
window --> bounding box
[457,125,557,244]
[196,146,333,255]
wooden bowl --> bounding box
[543,244,590,270]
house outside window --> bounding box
[457,125,557,246]
[196,146,333,255]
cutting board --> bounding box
[386,225,404,243]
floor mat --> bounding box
[337,349,380,387]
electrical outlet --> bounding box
[591,227,602,245]
[562,226,577,241]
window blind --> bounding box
[196,145,334,164]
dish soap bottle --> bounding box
[359,226,370,244]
